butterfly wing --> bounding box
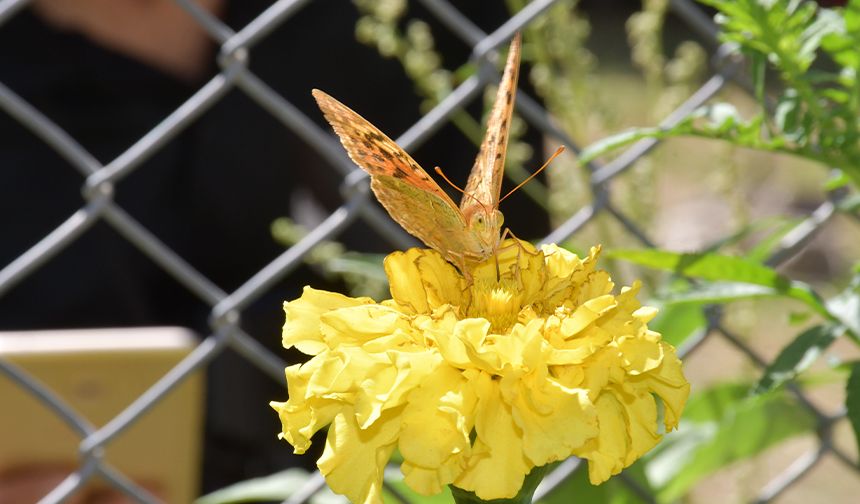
[312,89,471,256]
[461,33,521,215]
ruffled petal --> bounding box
[630,342,690,430]
[272,239,689,501]
[399,365,477,494]
[283,287,375,355]
[385,248,465,314]
[454,373,531,500]
[318,407,402,504]
[575,392,628,484]
[508,372,598,466]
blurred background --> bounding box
[1,0,859,503]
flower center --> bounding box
[468,278,522,333]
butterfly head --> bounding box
[465,205,504,257]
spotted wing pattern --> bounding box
[312,89,470,257]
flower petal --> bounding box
[575,393,628,484]
[399,365,477,494]
[509,373,598,466]
[284,287,375,355]
[321,304,412,347]
[271,362,343,454]
[318,407,402,504]
[454,373,531,500]
[385,248,465,314]
[630,342,690,430]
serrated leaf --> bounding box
[846,362,860,461]
[645,383,817,502]
[753,324,842,394]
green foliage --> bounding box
[644,382,817,502]
[260,2,860,502]
[606,248,828,315]
[754,323,842,393]
[537,463,650,504]
[609,244,860,495]
[826,272,860,338]
[847,362,860,461]
[647,300,708,347]
[195,469,325,504]
[585,0,860,187]
[449,466,549,504]
[271,217,388,300]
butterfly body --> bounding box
[313,34,521,275]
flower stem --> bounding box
[449,465,549,504]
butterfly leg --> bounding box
[500,228,540,256]
[496,228,540,283]
[448,251,475,286]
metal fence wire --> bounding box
[0,0,856,503]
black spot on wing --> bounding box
[364,131,386,143]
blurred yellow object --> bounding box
[0,327,204,503]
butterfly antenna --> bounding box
[435,166,491,214]
[499,146,565,203]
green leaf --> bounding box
[788,310,813,326]
[753,324,843,394]
[826,274,860,340]
[648,301,708,347]
[537,462,648,504]
[745,218,805,262]
[608,248,784,284]
[660,282,780,305]
[846,362,860,462]
[578,127,663,165]
[774,89,804,141]
[195,469,316,504]
[645,382,817,502]
[325,253,388,281]
[824,170,852,191]
[837,193,860,212]
[451,465,549,504]
[385,471,452,504]
[822,2,860,70]
[607,249,828,314]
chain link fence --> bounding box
[0,0,856,502]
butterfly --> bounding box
[313,34,522,276]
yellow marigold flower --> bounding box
[270,240,690,504]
